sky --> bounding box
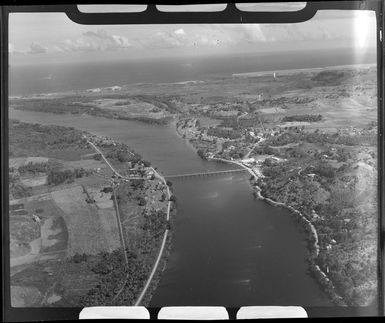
[8,4,377,65]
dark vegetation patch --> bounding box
[10,96,172,125]
[282,114,323,123]
[9,120,92,160]
[311,70,348,86]
[257,146,377,306]
[207,126,242,139]
[47,168,92,186]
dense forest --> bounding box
[9,120,92,160]
[47,168,92,186]
[257,153,377,305]
[282,114,322,122]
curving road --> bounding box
[86,138,171,305]
[134,166,171,305]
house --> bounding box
[32,214,41,223]
[101,187,113,193]
[242,158,255,165]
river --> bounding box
[9,108,332,306]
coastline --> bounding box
[134,166,174,306]
[249,183,346,306]
[87,134,175,306]
[212,157,346,306]
[9,62,375,99]
[175,121,346,306]
[232,63,376,78]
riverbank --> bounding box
[84,134,176,306]
[11,108,339,307]
[232,63,376,78]
[9,93,175,127]
[176,117,345,306]
[134,166,174,306]
[250,184,345,306]
[217,158,345,306]
[9,121,176,307]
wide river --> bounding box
[9,109,332,307]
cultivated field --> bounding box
[51,185,115,256]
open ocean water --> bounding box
[9,48,376,96]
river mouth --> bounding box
[9,109,332,307]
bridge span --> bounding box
[164,168,247,179]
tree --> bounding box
[138,197,146,206]
[142,160,151,167]
[197,149,206,159]
[93,153,102,161]
[72,253,88,263]
[263,158,274,166]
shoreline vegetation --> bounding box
[9,120,175,307]
[9,63,375,100]
[251,184,346,305]
[176,83,376,306]
[171,63,377,306]
[9,62,375,126]
[248,174,346,305]
[85,135,175,306]
[10,103,174,126]
[232,63,376,78]
[133,166,174,306]
[176,126,346,305]
[10,63,377,307]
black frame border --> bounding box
[1,0,384,321]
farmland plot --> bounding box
[51,185,114,255]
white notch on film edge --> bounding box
[158,306,229,320]
[79,306,308,319]
[79,306,150,319]
[237,306,308,319]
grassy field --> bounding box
[10,93,174,125]
[51,185,111,256]
[10,197,69,306]
[9,65,377,307]
[172,65,378,306]
[9,122,127,306]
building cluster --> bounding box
[86,134,117,147]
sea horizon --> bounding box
[9,47,376,97]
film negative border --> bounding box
[1,0,384,321]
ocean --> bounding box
[9,48,376,96]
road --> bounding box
[134,166,171,305]
[113,188,129,265]
[86,138,171,305]
[164,168,247,179]
[87,139,129,265]
[210,157,263,181]
[244,137,265,159]
[86,140,125,178]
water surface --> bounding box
[9,108,332,306]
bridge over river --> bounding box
[164,168,247,179]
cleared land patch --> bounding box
[20,175,47,187]
[51,185,111,256]
[98,208,120,252]
[11,285,42,307]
